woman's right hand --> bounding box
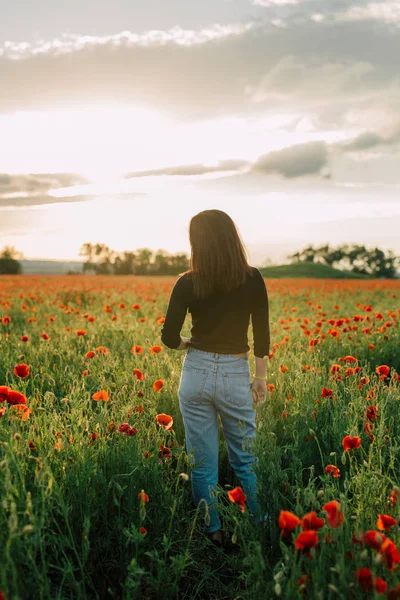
[251,378,267,405]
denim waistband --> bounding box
[186,346,249,361]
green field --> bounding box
[259,263,371,279]
[0,275,399,599]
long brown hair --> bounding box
[184,209,255,299]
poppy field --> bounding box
[0,275,400,600]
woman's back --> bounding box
[161,266,270,358]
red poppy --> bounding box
[298,574,310,587]
[20,335,29,342]
[41,332,50,340]
[342,435,361,451]
[76,329,86,336]
[131,345,143,354]
[330,364,342,374]
[14,363,30,378]
[133,369,144,381]
[377,514,398,531]
[138,490,149,503]
[0,386,10,402]
[322,500,344,528]
[139,527,148,535]
[150,345,162,355]
[117,423,138,436]
[376,365,390,376]
[134,405,144,413]
[153,379,164,392]
[86,351,95,359]
[388,584,400,600]
[95,346,109,354]
[82,370,89,377]
[131,304,141,310]
[0,407,6,418]
[380,539,400,571]
[325,465,340,478]
[301,512,325,531]
[156,317,165,324]
[92,390,109,402]
[294,530,318,553]
[6,390,27,405]
[158,443,172,460]
[355,568,387,594]
[227,486,247,513]
[362,530,389,551]
[342,355,357,363]
[366,405,379,422]
[156,413,173,430]
[278,510,301,537]
[309,339,320,347]
[321,387,333,398]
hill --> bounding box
[258,262,371,279]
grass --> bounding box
[0,275,399,599]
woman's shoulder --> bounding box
[248,266,263,279]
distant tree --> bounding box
[114,252,137,275]
[78,243,190,276]
[0,246,23,274]
[79,242,115,274]
[135,248,154,275]
[288,245,319,263]
[287,243,400,278]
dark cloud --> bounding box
[0,173,90,195]
[124,160,248,179]
[337,127,400,152]
[250,141,329,178]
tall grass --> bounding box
[0,275,399,599]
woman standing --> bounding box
[161,209,270,547]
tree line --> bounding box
[79,243,190,275]
[287,243,400,279]
[1,243,399,278]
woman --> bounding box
[160,209,270,547]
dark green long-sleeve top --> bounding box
[160,267,270,358]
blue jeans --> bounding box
[178,347,262,533]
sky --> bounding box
[0,0,399,264]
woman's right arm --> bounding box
[251,269,271,402]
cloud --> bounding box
[0,14,399,128]
[0,173,90,196]
[250,141,329,178]
[337,127,400,152]
[0,194,95,208]
[124,160,248,179]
